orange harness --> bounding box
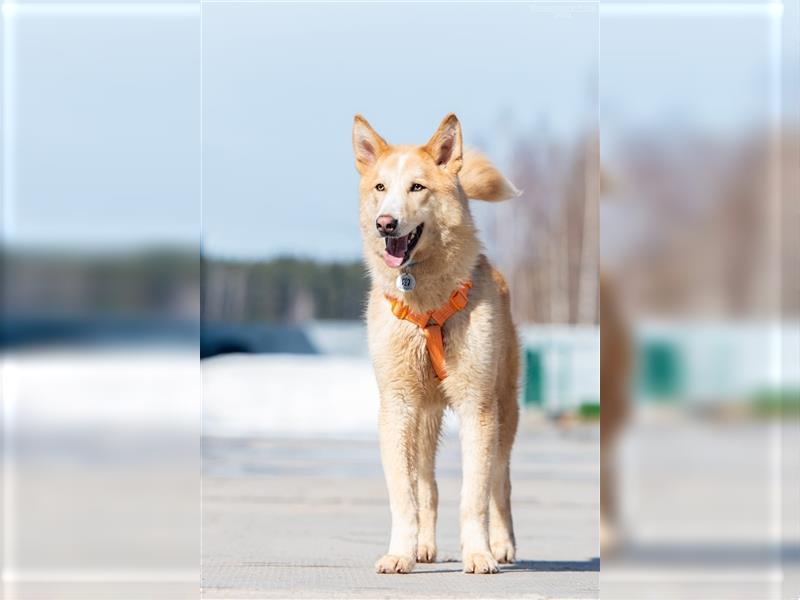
[385,280,472,381]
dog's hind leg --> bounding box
[489,446,516,563]
[489,325,519,563]
[490,374,519,563]
[415,405,443,563]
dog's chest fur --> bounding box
[365,258,500,393]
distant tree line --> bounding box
[202,256,369,323]
[0,248,368,324]
[6,125,790,328]
[1,248,198,319]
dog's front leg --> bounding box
[457,401,499,574]
[415,406,443,563]
[375,395,419,574]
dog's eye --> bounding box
[375,183,385,192]
[410,183,426,192]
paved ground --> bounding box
[201,423,599,599]
[602,419,800,600]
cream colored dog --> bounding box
[352,114,521,575]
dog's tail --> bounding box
[460,149,521,202]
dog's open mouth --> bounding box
[383,223,424,268]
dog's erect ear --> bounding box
[352,115,388,175]
[459,149,522,202]
[424,113,463,174]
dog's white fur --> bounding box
[352,114,521,575]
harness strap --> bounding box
[385,280,472,381]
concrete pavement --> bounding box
[202,423,599,599]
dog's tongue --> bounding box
[383,234,409,268]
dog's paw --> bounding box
[416,543,437,563]
[490,540,516,564]
[463,551,499,574]
[375,554,415,574]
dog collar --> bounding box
[384,280,472,381]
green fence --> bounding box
[639,340,683,400]
[520,327,600,413]
[522,335,686,411]
[524,349,544,406]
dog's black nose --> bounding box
[376,215,398,236]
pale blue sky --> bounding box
[4,6,200,250]
[201,2,598,260]
[3,2,793,258]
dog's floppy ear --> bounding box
[424,113,463,175]
[352,115,388,175]
[459,149,521,202]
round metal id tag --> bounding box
[395,272,416,293]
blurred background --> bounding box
[0,2,201,599]
[1,0,798,599]
[599,1,799,599]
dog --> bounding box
[352,113,522,575]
